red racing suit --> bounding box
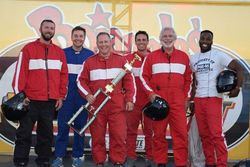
[77,52,136,164]
[125,51,153,160]
[11,39,68,166]
[12,39,68,100]
[140,47,192,166]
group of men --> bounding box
[11,19,243,167]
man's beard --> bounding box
[41,32,54,41]
[200,43,212,53]
[161,41,174,49]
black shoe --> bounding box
[14,158,28,167]
[36,161,50,167]
[35,157,50,167]
[114,162,124,167]
[157,164,166,167]
[96,163,104,167]
[124,157,136,167]
[145,159,154,167]
[15,162,26,167]
[15,162,27,167]
[205,165,216,167]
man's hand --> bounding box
[86,94,95,104]
[186,101,195,117]
[125,101,134,111]
[228,87,240,98]
[55,98,63,111]
[149,94,161,103]
[23,97,30,106]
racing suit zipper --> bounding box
[45,47,50,98]
[167,53,171,80]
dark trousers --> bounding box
[13,100,56,166]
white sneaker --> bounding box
[72,157,83,167]
[52,157,63,167]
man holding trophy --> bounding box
[77,32,136,167]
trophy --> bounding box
[67,54,141,136]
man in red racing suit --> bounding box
[140,27,192,167]
[125,30,153,167]
[77,32,136,167]
[12,19,68,167]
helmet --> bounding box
[1,91,28,121]
[216,70,237,93]
[142,97,169,121]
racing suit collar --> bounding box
[161,46,176,56]
[97,52,113,61]
[135,49,150,57]
[36,39,53,47]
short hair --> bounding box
[135,30,149,41]
[96,32,110,40]
[200,30,213,38]
[159,27,177,40]
[40,19,55,28]
[72,26,86,36]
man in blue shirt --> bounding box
[52,26,94,167]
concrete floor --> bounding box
[0,153,175,167]
[0,152,238,167]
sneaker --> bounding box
[52,157,63,167]
[15,162,27,167]
[96,163,104,167]
[72,157,83,167]
[145,159,154,167]
[37,161,50,167]
[114,162,124,167]
[157,164,166,167]
[124,157,136,167]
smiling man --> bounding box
[140,27,192,167]
[12,19,68,167]
[52,26,94,167]
[77,32,136,167]
[190,30,243,167]
[125,30,153,167]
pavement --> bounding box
[0,152,238,167]
[0,152,176,167]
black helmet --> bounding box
[216,70,237,93]
[1,91,28,121]
[142,97,169,121]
